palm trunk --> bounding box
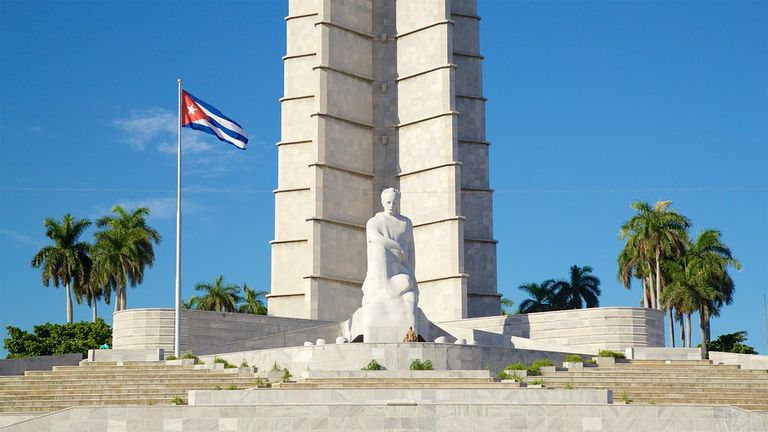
[641,278,649,308]
[655,249,662,310]
[668,307,675,348]
[685,313,692,348]
[699,307,708,359]
[647,276,657,312]
[120,287,127,311]
[679,316,685,347]
[65,281,73,324]
[114,286,122,313]
[92,299,98,322]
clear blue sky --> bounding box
[1,1,765,357]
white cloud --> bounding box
[97,197,201,221]
[0,229,42,249]
[112,108,176,151]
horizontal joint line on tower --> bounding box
[467,293,502,298]
[461,187,494,193]
[283,52,317,61]
[396,64,457,82]
[396,111,460,129]
[276,139,312,147]
[311,112,374,129]
[284,13,319,21]
[273,187,310,194]
[458,139,490,146]
[417,274,469,284]
[453,51,484,60]
[450,12,482,21]
[314,20,374,39]
[456,94,487,101]
[280,95,314,102]
[464,237,499,244]
[309,162,374,178]
[395,20,455,39]
[397,162,462,178]
[412,216,466,228]
[312,65,374,83]
[265,293,305,298]
[303,274,363,286]
[269,238,308,245]
[306,217,365,230]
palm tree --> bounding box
[181,297,199,310]
[663,230,740,358]
[95,205,161,311]
[500,297,515,316]
[238,283,268,315]
[619,200,690,346]
[552,265,601,309]
[194,275,243,312]
[31,214,92,324]
[518,281,558,314]
[90,225,140,314]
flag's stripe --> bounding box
[185,92,247,135]
[195,102,249,139]
[203,115,249,144]
[187,119,247,149]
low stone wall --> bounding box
[112,308,334,354]
[710,351,768,370]
[4,403,765,431]
[438,307,664,353]
[626,347,702,360]
[0,353,82,376]
[86,348,164,362]
[198,342,585,375]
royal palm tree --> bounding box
[619,200,690,346]
[518,281,558,314]
[500,297,515,316]
[552,265,601,309]
[194,275,243,312]
[95,205,161,311]
[91,225,141,314]
[181,297,199,310]
[31,214,92,324]
[663,230,740,357]
[238,283,268,315]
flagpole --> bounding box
[174,78,182,357]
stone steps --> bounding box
[275,381,522,389]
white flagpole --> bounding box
[174,78,182,357]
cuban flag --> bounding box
[181,90,248,150]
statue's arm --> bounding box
[405,219,416,272]
[367,219,401,251]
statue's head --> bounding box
[381,188,400,215]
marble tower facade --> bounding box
[269,0,499,323]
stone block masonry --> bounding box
[270,0,500,324]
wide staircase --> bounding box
[0,361,259,414]
[537,359,768,412]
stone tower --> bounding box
[268,0,499,323]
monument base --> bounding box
[345,306,446,343]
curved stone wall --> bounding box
[112,308,334,354]
[437,307,665,353]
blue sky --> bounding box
[1,0,765,356]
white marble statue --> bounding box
[350,188,421,342]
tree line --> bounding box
[182,274,267,315]
[31,206,161,323]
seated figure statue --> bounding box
[352,188,420,342]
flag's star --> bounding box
[187,104,198,116]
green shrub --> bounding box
[528,359,553,376]
[3,319,112,358]
[564,381,574,390]
[171,395,185,405]
[529,379,544,386]
[214,357,236,369]
[254,378,265,387]
[226,383,239,390]
[504,363,528,371]
[620,391,632,404]
[165,355,178,361]
[585,359,597,365]
[181,352,202,364]
[281,368,293,382]
[409,359,433,370]
[495,370,522,382]
[597,350,626,359]
[563,354,584,363]
[271,362,282,372]
[240,359,249,368]
[362,359,384,370]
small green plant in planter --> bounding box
[181,352,202,364]
[495,370,522,382]
[620,391,632,404]
[171,395,185,405]
[281,368,293,382]
[504,363,528,371]
[271,362,282,372]
[214,357,237,369]
[585,359,597,365]
[165,355,178,361]
[226,383,239,390]
[240,359,249,368]
[598,350,626,359]
[362,359,385,371]
[529,379,544,386]
[563,354,584,363]
[409,359,433,370]
[254,378,265,387]
[214,385,222,390]
[528,359,553,376]
[564,381,574,390]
